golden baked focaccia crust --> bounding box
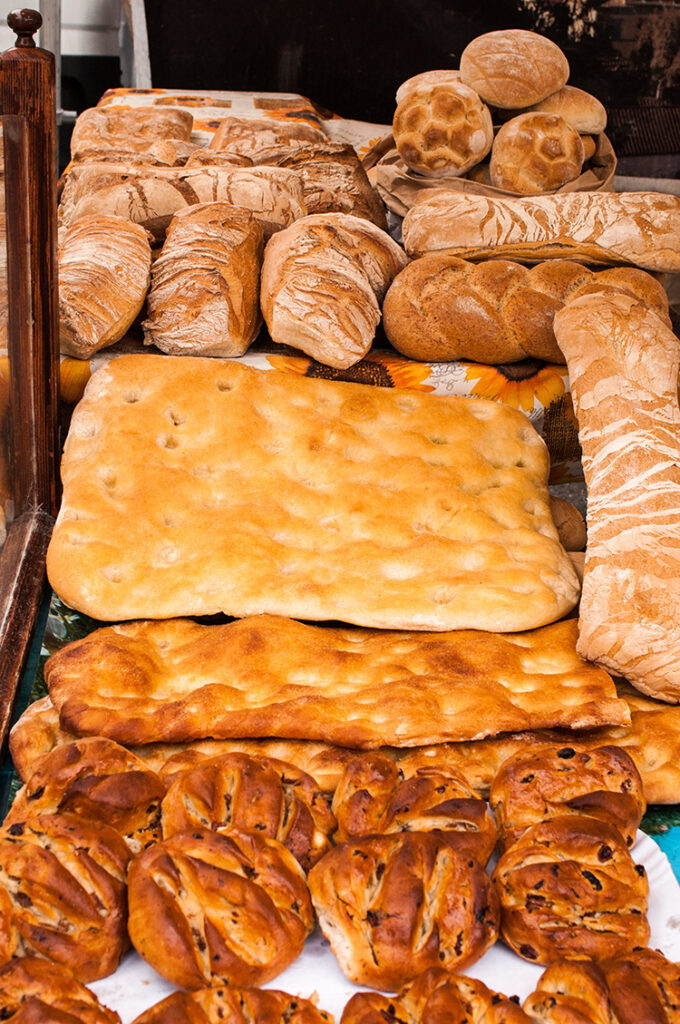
[43,615,627,748]
[46,355,579,628]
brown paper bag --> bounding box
[363,132,617,218]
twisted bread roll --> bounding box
[308,832,499,989]
[160,752,335,869]
[0,814,130,982]
[383,257,670,363]
[128,827,313,989]
[0,957,120,1024]
[332,752,497,863]
[6,737,164,852]
[261,213,407,368]
[342,967,531,1024]
[402,191,680,272]
[489,743,645,851]
[131,987,333,1024]
[58,215,151,358]
[143,202,263,356]
[493,815,649,964]
[554,291,680,701]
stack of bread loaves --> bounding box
[392,29,609,194]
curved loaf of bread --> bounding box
[382,257,670,364]
[143,202,263,356]
[59,215,152,358]
[402,190,680,272]
[554,291,680,701]
[261,213,407,368]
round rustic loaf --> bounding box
[490,743,645,851]
[490,112,584,193]
[130,986,333,1024]
[308,831,499,990]
[395,69,462,105]
[393,81,493,177]
[160,752,335,870]
[492,815,650,964]
[0,956,120,1024]
[522,85,607,135]
[0,814,130,982]
[382,256,671,364]
[460,30,570,109]
[341,966,532,1024]
[6,736,164,853]
[524,949,680,1024]
[127,826,314,989]
[332,752,497,864]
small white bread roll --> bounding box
[490,112,585,193]
[393,81,493,177]
[395,69,461,105]
[524,85,607,135]
[460,29,569,109]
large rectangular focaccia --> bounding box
[46,356,579,627]
[44,615,627,747]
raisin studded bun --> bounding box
[308,832,499,990]
[393,81,493,177]
[0,814,130,982]
[0,956,121,1024]
[342,967,531,1024]
[131,986,333,1024]
[492,815,649,964]
[490,743,645,851]
[6,737,165,852]
[160,752,335,870]
[332,752,497,864]
[523,949,680,1023]
[127,826,314,989]
[490,113,585,193]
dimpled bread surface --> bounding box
[46,356,579,627]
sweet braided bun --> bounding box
[0,814,130,982]
[490,743,645,852]
[342,967,531,1024]
[0,957,120,1024]
[523,949,680,1023]
[493,815,649,964]
[460,30,569,109]
[393,81,493,177]
[6,737,164,853]
[130,986,333,1024]
[308,832,499,990]
[127,826,314,989]
[490,113,585,193]
[332,752,497,864]
[160,752,335,870]
[382,257,670,364]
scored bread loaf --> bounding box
[58,214,152,358]
[70,105,193,158]
[554,291,680,701]
[0,957,121,1024]
[131,987,332,1024]
[460,30,569,109]
[490,112,584,193]
[184,149,254,168]
[382,256,670,363]
[209,116,327,161]
[143,202,263,356]
[61,164,306,244]
[261,212,407,368]
[402,190,680,272]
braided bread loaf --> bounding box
[382,257,670,364]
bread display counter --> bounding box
[1,14,680,1024]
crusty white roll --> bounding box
[261,212,407,368]
[554,290,680,702]
[460,30,569,109]
[522,85,607,135]
[490,112,584,194]
[393,81,493,177]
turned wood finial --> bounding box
[7,8,42,47]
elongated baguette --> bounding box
[402,190,680,273]
[59,215,152,358]
[554,290,680,701]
